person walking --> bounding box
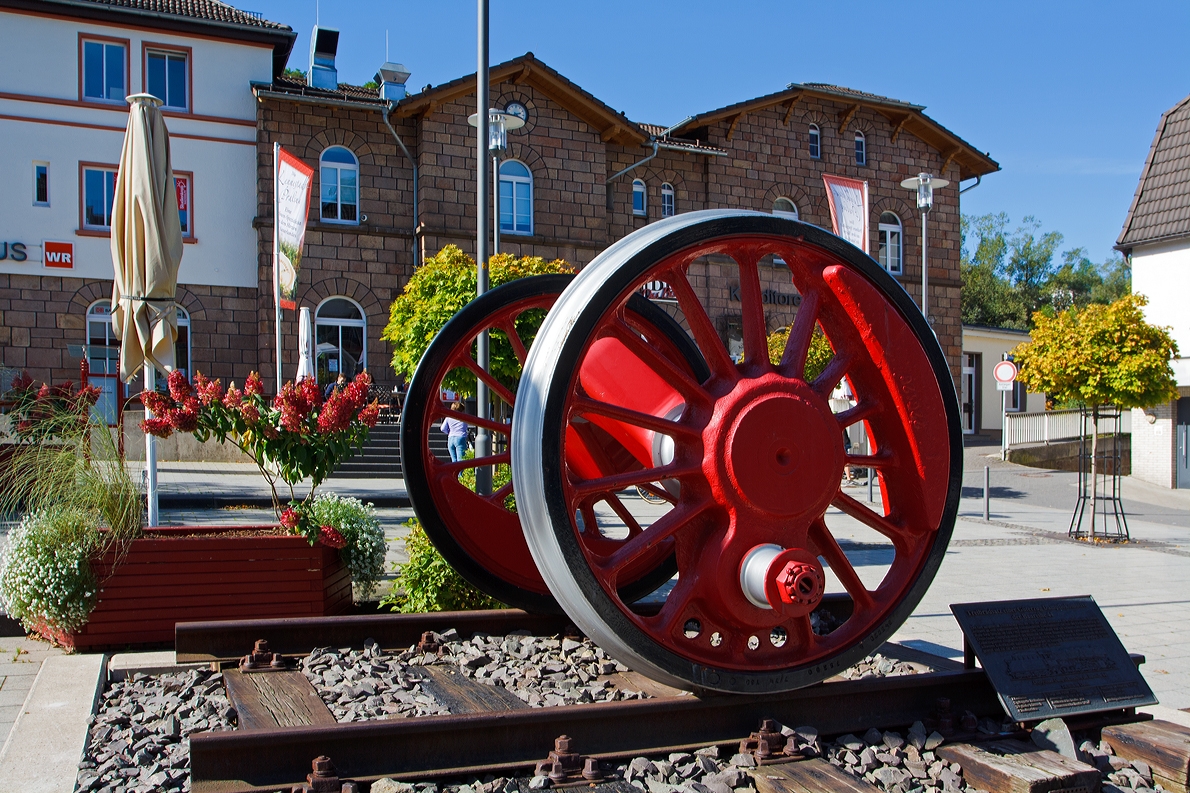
[441,401,470,463]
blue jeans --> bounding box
[448,435,468,462]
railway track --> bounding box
[177,609,1019,793]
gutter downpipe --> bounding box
[382,104,419,267]
[959,175,982,195]
[604,117,695,209]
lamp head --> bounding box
[900,172,950,211]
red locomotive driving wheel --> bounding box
[512,210,961,692]
[401,274,707,613]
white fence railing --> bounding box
[1004,408,1131,448]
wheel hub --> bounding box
[715,374,843,521]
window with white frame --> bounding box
[146,49,188,111]
[33,162,49,207]
[632,179,647,216]
[661,183,675,217]
[82,165,118,230]
[174,306,191,379]
[808,124,821,159]
[82,38,127,102]
[320,146,359,223]
[773,197,798,219]
[877,211,902,274]
[855,131,866,165]
[86,301,121,425]
[499,159,533,234]
[315,298,366,385]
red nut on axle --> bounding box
[740,545,825,618]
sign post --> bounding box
[994,359,1018,460]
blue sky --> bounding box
[249,0,1190,263]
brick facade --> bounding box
[3,54,995,408]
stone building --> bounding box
[254,49,998,394]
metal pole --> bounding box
[921,209,929,320]
[473,0,491,495]
[983,465,990,521]
[1001,391,1007,461]
[145,363,158,526]
[493,152,500,256]
[867,468,874,504]
[273,141,283,393]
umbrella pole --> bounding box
[145,363,159,526]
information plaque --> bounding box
[951,596,1157,722]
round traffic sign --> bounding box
[993,360,1018,383]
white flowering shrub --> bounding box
[308,493,386,600]
[0,507,98,632]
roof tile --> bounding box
[72,0,290,30]
[1119,94,1190,248]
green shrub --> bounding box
[382,519,504,613]
[307,493,386,599]
[0,507,98,632]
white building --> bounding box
[960,324,1041,435]
[0,0,293,420]
[1117,92,1190,489]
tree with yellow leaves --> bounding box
[1011,295,1178,537]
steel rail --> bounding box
[190,667,1002,793]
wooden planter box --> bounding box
[38,526,352,651]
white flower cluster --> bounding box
[0,508,97,632]
[310,493,386,599]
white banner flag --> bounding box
[822,174,869,253]
[274,146,314,311]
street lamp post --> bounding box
[467,107,523,495]
[900,173,949,322]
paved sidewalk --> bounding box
[0,637,64,750]
[142,461,408,507]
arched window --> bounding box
[315,297,366,385]
[661,183,675,217]
[320,146,359,224]
[854,131,866,165]
[878,212,902,275]
[632,178,647,216]
[808,124,821,159]
[499,159,533,235]
[772,197,799,219]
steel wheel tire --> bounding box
[512,210,961,692]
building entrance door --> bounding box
[960,353,978,434]
[1177,398,1190,489]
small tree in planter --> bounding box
[1011,295,1178,539]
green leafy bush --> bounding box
[382,519,504,613]
[307,493,386,599]
[0,507,98,632]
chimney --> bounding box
[308,26,340,90]
[376,62,411,101]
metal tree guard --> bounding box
[1068,405,1129,541]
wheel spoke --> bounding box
[734,248,769,367]
[832,490,914,545]
[785,614,815,649]
[667,268,739,382]
[432,406,510,436]
[579,502,599,535]
[811,350,854,399]
[780,288,821,377]
[607,319,712,409]
[432,451,512,477]
[497,320,529,366]
[645,571,696,636]
[604,493,645,538]
[845,451,893,469]
[570,463,701,498]
[597,496,713,577]
[637,482,677,504]
[836,399,878,428]
[458,356,517,407]
[572,396,701,441]
[809,518,875,612]
[488,479,515,506]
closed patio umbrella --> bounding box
[110,93,183,526]
[296,306,315,381]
